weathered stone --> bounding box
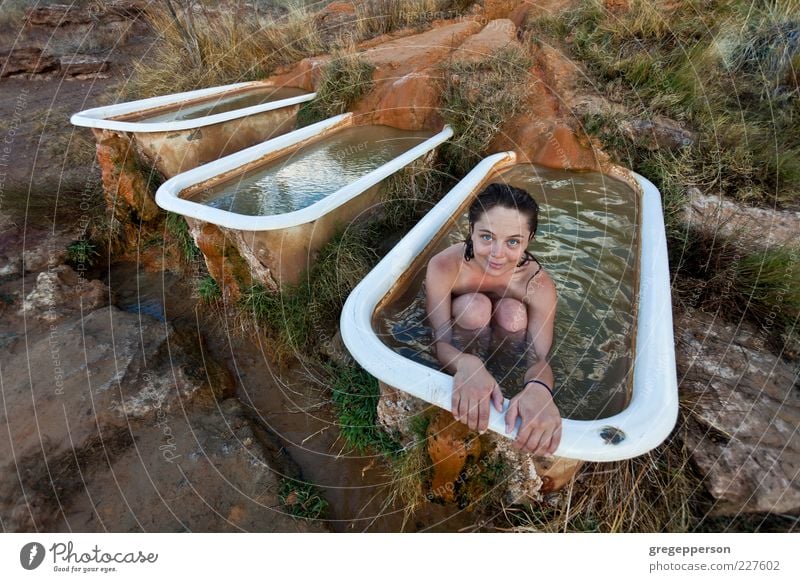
[354,20,482,130]
[94,129,161,223]
[319,328,354,367]
[485,437,545,503]
[0,46,59,78]
[675,310,800,515]
[368,69,443,130]
[20,265,109,322]
[59,55,110,78]
[0,227,75,277]
[360,20,481,70]
[52,398,327,532]
[683,188,800,248]
[22,246,68,273]
[26,4,94,27]
[376,382,431,445]
[188,220,257,301]
[453,19,517,61]
[489,41,603,171]
[315,1,358,44]
[483,0,520,19]
[620,117,695,151]
[377,382,579,503]
[25,1,149,28]
[0,305,234,531]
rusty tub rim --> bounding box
[339,152,679,462]
[154,113,454,231]
[70,80,316,133]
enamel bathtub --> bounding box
[155,114,453,291]
[340,152,678,462]
[71,81,315,177]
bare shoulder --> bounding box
[427,244,463,277]
[525,264,557,305]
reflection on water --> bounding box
[190,125,432,216]
[375,165,638,421]
[137,86,308,123]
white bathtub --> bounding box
[340,152,678,462]
[154,114,454,290]
[71,81,316,177]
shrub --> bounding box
[297,51,375,125]
[440,46,533,175]
[279,478,328,520]
[66,239,99,266]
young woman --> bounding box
[425,183,561,455]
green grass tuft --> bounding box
[279,478,328,520]
[66,239,99,267]
[327,363,401,456]
[297,51,375,126]
[196,275,221,302]
[548,0,800,206]
[165,212,200,264]
[734,246,800,329]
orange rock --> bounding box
[531,124,600,170]
[94,129,160,223]
[452,19,518,62]
[426,410,480,503]
[604,0,629,11]
[360,20,481,72]
[356,69,443,131]
[483,0,519,20]
[534,456,584,494]
[190,221,254,301]
[265,57,322,93]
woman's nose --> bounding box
[490,242,501,256]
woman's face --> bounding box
[470,206,532,276]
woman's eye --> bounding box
[508,239,520,247]
[480,234,492,241]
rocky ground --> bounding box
[0,1,326,533]
[1,0,798,532]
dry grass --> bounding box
[297,49,375,125]
[382,439,432,529]
[503,429,698,532]
[128,0,476,100]
[440,45,533,175]
[354,0,467,39]
[128,2,324,98]
[545,0,800,206]
[380,156,451,231]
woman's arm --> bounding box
[425,251,503,432]
[504,274,562,455]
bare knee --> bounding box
[493,298,527,333]
[452,293,492,330]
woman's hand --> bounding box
[505,381,561,455]
[452,354,504,433]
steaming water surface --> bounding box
[190,125,432,216]
[376,165,639,420]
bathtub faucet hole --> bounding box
[600,426,626,445]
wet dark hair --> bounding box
[464,183,541,268]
